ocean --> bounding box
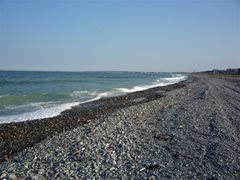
[0,71,186,123]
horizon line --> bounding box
[0,69,189,73]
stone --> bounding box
[110,167,116,171]
[121,175,128,180]
[38,169,45,175]
[148,175,156,180]
[94,164,100,173]
[139,167,146,172]
[8,173,17,180]
[32,175,42,180]
[0,173,7,179]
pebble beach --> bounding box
[0,75,240,179]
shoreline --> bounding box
[0,75,239,179]
[0,74,187,124]
[0,77,192,162]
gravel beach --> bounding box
[0,75,240,179]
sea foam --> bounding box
[115,75,186,93]
[0,102,80,123]
[0,74,187,124]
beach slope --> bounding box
[0,75,240,179]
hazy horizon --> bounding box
[0,68,239,73]
[0,0,239,72]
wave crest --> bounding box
[0,74,187,123]
[70,90,97,97]
[116,74,187,93]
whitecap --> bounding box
[0,94,9,98]
[70,90,97,97]
[0,74,187,124]
[115,74,187,93]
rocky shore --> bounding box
[0,75,240,179]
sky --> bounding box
[0,0,239,72]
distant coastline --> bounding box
[196,68,240,75]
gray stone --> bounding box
[0,173,7,179]
[8,173,17,180]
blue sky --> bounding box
[0,0,239,72]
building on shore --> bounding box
[200,68,240,75]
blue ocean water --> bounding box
[0,71,186,123]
